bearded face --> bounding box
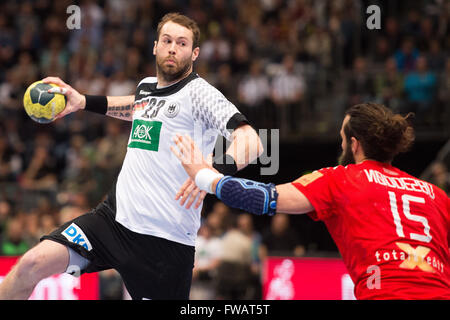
[153,21,199,85]
[156,52,193,84]
[338,139,356,166]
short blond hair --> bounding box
[156,12,200,49]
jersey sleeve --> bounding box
[447,195,450,248]
[189,79,247,140]
[291,167,342,221]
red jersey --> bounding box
[292,160,450,300]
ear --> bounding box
[191,47,200,62]
[153,41,158,56]
[350,136,359,154]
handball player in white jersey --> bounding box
[0,13,262,300]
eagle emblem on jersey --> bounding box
[164,101,181,118]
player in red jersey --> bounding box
[171,103,450,299]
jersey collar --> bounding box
[148,72,199,97]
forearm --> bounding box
[105,95,135,121]
[83,95,135,121]
[194,170,277,216]
[208,176,313,215]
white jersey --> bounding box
[114,73,245,246]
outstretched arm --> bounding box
[42,76,134,121]
[174,123,263,210]
[171,134,314,215]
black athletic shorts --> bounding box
[41,199,195,300]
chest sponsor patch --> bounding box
[61,223,93,251]
[128,119,162,151]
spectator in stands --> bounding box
[39,213,56,237]
[236,213,262,299]
[0,216,29,256]
[96,50,120,78]
[372,36,392,68]
[22,210,40,247]
[106,70,135,97]
[39,38,68,80]
[271,54,306,135]
[0,70,24,116]
[59,206,86,226]
[260,213,304,261]
[238,59,271,129]
[0,200,12,239]
[394,38,419,73]
[403,56,437,125]
[347,56,374,106]
[11,51,38,88]
[124,47,144,81]
[304,27,332,69]
[426,40,446,72]
[0,133,22,182]
[72,65,106,96]
[374,58,404,112]
[190,222,223,300]
[215,213,254,300]
[214,63,238,103]
[61,135,97,203]
[199,23,231,70]
[383,17,402,50]
[428,162,450,195]
[437,58,450,127]
[205,201,232,238]
[93,118,128,196]
[237,213,261,272]
[19,145,58,192]
[67,36,98,82]
[230,38,250,75]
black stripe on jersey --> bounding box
[226,112,250,130]
[135,72,199,99]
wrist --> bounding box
[194,168,224,194]
[81,95,86,110]
[84,95,108,115]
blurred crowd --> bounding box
[0,0,449,299]
[190,202,306,300]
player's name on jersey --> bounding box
[363,169,435,199]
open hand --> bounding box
[42,76,86,119]
[171,134,215,209]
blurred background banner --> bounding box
[0,0,448,300]
[262,257,355,300]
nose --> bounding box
[168,42,176,55]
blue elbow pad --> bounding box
[215,176,278,216]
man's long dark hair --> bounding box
[344,103,415,163]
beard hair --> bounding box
[338,142,355,166]
[156,55,192,84]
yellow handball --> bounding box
[23,80,66,123]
